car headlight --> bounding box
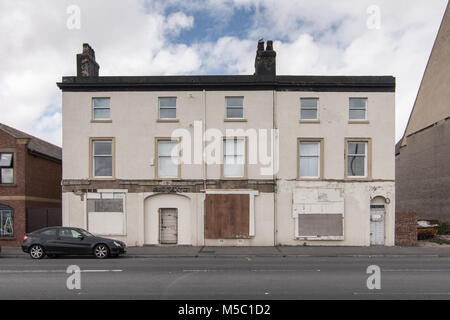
[113,241,122,247]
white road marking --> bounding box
[0,269,123,273]
[354,292,450,296]
[182,269,320,272]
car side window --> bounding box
[59,228,81,238]
[40,229,57,237]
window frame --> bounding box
[225,96,245,120]
[345,138,372,179]
[221,137,247,179]
[0,151,15,185]
[158,97,178,120]
[348,97,368,121]
[91,97,111,122]
[155,138,181,180]
[90,138,115,179]
[86,191,127,236]
[300,98,319,122]
[0,205,14,238]
[297,138,324,180]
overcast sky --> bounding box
[0,0,448,146]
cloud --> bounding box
[0,0,448,146]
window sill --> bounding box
[0,184,17,187]
[89,177,116,181]
[0,237,16,241]
[348,120,370,124]
[224,118,248,122]
[344,177,372,182]
[157,119,179,123]
[91,120,112,123]
[299,120,320,124]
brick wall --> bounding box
[395,212,418,246]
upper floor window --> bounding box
[300,98,319,121]
[92,98,111,120]
[0,153,14,184]
[347,141,368,178]
[159,97,177,119]
[299,140,321,179]
[223,138,245,178]
[226,97,244,119]
[157,140,179,179]
[92,139,113,178]
[349,98,367,120]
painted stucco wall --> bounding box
[62,88,395,247]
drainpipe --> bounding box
[203,89,207,246]
[273,89,278,246]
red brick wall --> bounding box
[395,212,418,246]
[0,129,62,247]
[25,153,62,200]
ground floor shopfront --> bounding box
[62,180,395,247]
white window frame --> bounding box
[225,97,244,119]
[92,97,111,121]
[299,141,321,179]
[222,137,246,178]
[92,139,113,179]
[85,190,127,236]
[156,139,180,179]
[347,141,368,178]
[300,98,319,121]
[349,98,368,121]
[0,152,14,184]
[158,97,177,120]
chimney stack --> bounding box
[77,43,100,77]
[254,39,276,78]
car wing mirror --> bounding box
[78,235,84,240]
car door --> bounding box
[56,228,88,254]
[38,228,59,253]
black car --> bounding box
[22,227,126,259]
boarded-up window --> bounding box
[205,194,249,239]
[298,214,343,237]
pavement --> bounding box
[0,256,449,299]
[2,244,450,258]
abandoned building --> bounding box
[57,40,395,247]
[0,123,62,246]
[396,2,450,224]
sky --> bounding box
[0,0,448,146]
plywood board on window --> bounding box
[205,194,249,239]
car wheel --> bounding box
[93,244,109,259]
[29,245,45,259]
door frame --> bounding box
[158,208,178,245]
[370,204,386,246]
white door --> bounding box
[159,209,178,244]
[370,205,385,246]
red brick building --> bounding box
[0,123,62,246]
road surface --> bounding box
[0,256,449,300]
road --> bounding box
[0,256,449,299]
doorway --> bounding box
[159,208,178,244]
[370,204,385,246]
